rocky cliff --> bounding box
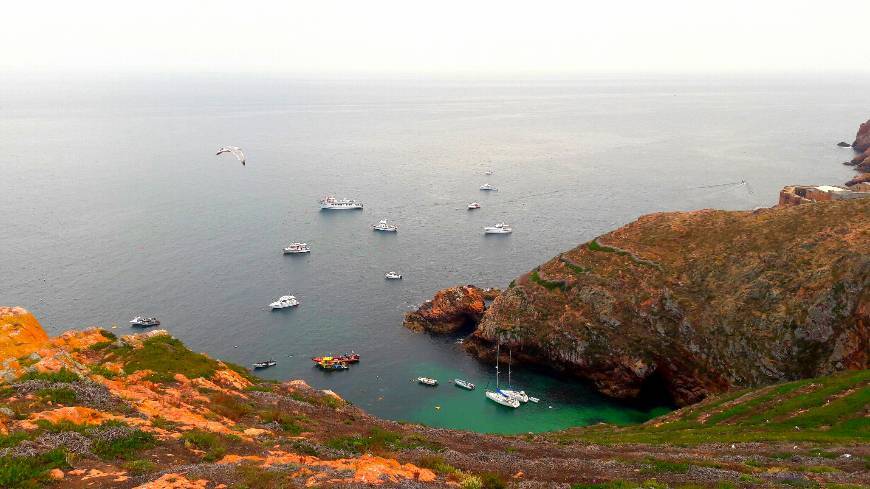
[0,309,867,488]
[404,285,498,334]
[846,119,870,176]
[465,199,869,406]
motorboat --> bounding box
[484,222,512,234]
[479,183,498,191]
[283,242,311,254]
[384,271,403,280]
[484,342,520,408]
[372,219,398,232]
[500,389,530,403]
[528,396,540,403]
[130,316,160,327]
[467,202,481,209]
[269,295,299,309]
[320,195,363,210]
[252,359,277,369]
[484,170,493,175]
[454,379,475,390]
[417,377,438,386]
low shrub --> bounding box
[182,430,226,462]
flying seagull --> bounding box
[216,146,246,166]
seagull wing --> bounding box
[216,146,246,165]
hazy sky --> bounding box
[4,0,869,75]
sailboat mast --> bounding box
[495,341,500,388]
[508,348,512,387]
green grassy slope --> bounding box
[553,369,869,445]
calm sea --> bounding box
[1,74,866,433]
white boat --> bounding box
[269,295,299,309]
[485,342,520,408]
[252,359,277,369]
[484,222,512,234]
[130,316,160,327]
[528,396,540,403]
[384,271,403,280]
[417,377,438,386]
[484,170,493,175]
[467,202,481,209]
[479,183,498,191]
[372,219,398,232]
[500,389,529,403]
[283,242,311,254]
[486,390,521,408]
[319,195,363,210]
[502,349,530,403]
[454,379,475,390]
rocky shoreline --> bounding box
[841,119,870,186]
[406,199,869,407]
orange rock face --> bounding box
[219,451,436,485]
[0,306,49,360]
[133,474,209,489]
[404,285,487,333]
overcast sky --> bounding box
[4,0,869,76]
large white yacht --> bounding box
[283,242,311,254]
[269,295,299,309]
[484,222,512,234]
[372,219,398,232]
[479,183,498,191]
[319,195,363,210]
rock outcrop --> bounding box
[846,119,870,178]
[852,119,870,153]
[0,307,49,359]
[464,199,869,406]
[404,285,492,333]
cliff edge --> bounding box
[466,199,869,406]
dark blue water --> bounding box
[1,74,865,432]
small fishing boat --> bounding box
[385,271,402,280]
[252,359,277,369]
[315,357,349,371]
[454,379,475,390]
[417,377,438,386]
[372,219,398,232]
[528,396,540,403]
[269,295,299,309]
[311,352,360,364]
[479,183,498,191]
[283,242,311,254]
[130,316,160,327]
[484,170,493,175]
[467,202,481,209]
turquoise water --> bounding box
[404,362,669,434]
[1,75,865,433]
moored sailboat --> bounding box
[485,342,520,408]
